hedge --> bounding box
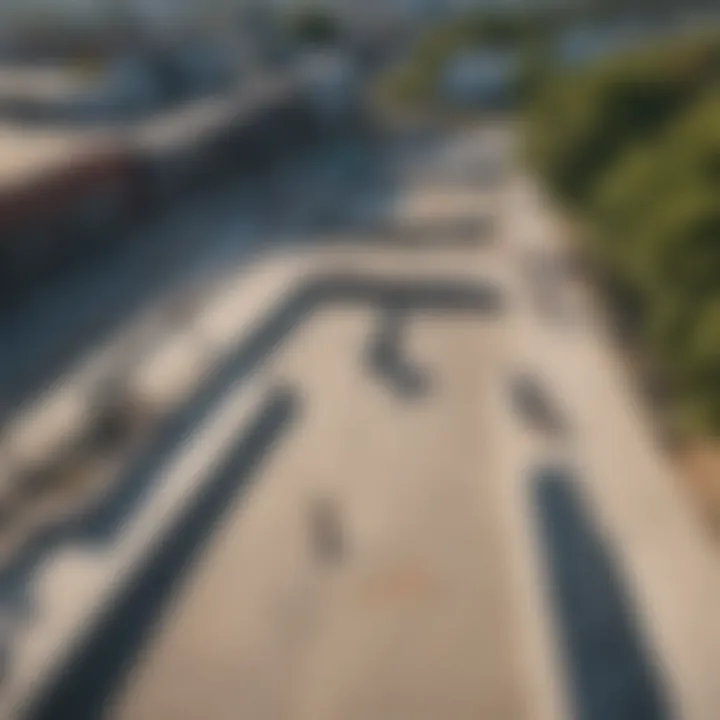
[525,34,720,434]
[525,32,720,206]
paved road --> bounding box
[5,123,720,720]
[104,128,520,720]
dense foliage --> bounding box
[528,34,720,201]
[525,33,720,432]
[375,11,558,114]
[283,7,340,47]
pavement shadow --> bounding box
[0,112,511,707]
[0,271,502,711]
[314,273,502,313]
[0,282,316,614]
[0,121,327,436]
[0,122,497,438]
[308,493,347,564]
[365,306,430,400]
[509,372,570,438]
[533,467,671,720]
[314,216,495,251]
[0,273,501,615]
[22,388,299,720]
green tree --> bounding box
[284,7,340,47]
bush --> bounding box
[526,35,720,433]
[594,93,720,294]
[526,33,720,206]
[376,10,558,114]
[284,7,340,47]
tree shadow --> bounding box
[533,467,671,720]
[509,372,570,438]
[0,273,502,620]
[1,270,503,717]
[365,306,430,400]
[0,119,494,440]
[312,215,495,251]
[22,388,299,720]
[0,114,508,714]
[0,282,317,618]
[0,108,325,437]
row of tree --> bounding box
[525,31,720,432]
[372,8,585,116]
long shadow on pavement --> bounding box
[0,124,337,436]
[365,306,430,400]
[0,281,316,616]
[533,467,671,720]
[2,272,503,716]
[0,274,501,616]
[311,215,495,251]
[22,388,299,720]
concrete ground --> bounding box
[110,281,518,720]
[3,124,720,720]
[107,128,522,720]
